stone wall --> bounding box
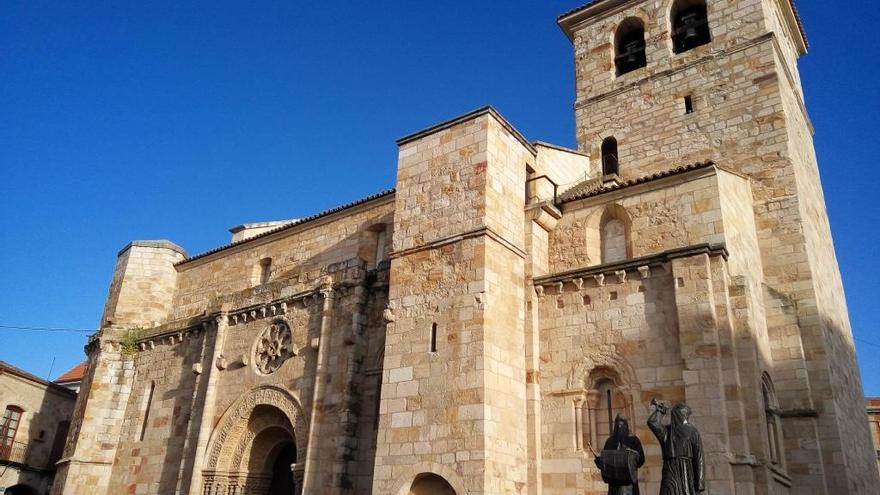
[171,197,394,320]
[373,108,534,495]
[104,328,203,495]
[101,241,187,328]
[0,365,76,494]
[52,340,135,495]
[563,0,878,491]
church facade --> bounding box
[52,1,880,494]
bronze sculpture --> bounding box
[594,414,645,495]
[647,399,705,495]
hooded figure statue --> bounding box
[594,414,645,495]
[647,401,705,495]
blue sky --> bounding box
[1,1,878,394]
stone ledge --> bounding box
[117,240,187,257]
[534,242,728,286]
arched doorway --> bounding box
[4,485,37,495]
[203,386,307,495]
[409,473,457,495]
[266,441,297,495]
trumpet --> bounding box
[650,397,669,414]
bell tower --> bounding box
[558,1,878,493]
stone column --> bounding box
[187,312,229,495]
[301,279,334,493]
[292,462,305,495]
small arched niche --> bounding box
[671,0,711,53]
[408,473,457,495]
[615,17,647,76]
[585,204,633,266]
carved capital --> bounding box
[383,307,396,323]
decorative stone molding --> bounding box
[614,269,627,284]
[205,386,308,472]
[252,320,295,376]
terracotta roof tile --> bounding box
[178,188,396,265]
[55,361,87,383]
[558,161,716,204]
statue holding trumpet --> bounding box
[647,398,705,495]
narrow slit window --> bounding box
[139,381,155,441]
[430,323,438,353]
[375,230,387,268]
[259,258,272,285]
[601,137,619,176]
[684,95,694,114]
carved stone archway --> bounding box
[202,386,308,495]
[391,462,468,495]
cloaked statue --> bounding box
[593,414,645,495]
[647,399,705,495]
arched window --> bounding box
[0,406,23,457]
[615,18,647,76]
[761,374,785,467]
[671,0,711,54]
[601,137,619,176]
[584,368,632,452]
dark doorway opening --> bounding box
[5,485,37,495]
[267,442,297,495]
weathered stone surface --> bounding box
[52,2,879,495]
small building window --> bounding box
[583,369,632,450]
[429,323,438,353]
[615,18,647,76]
[259,258,272,285]
[684,95,695,114]
[0,406,23,456]
[672,1,711,54]
[601,137,619,176]
[375,229,388,268]
[139,381,156,442]
[762,373,785,468]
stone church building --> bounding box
[52,1,879,494]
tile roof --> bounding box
[55,361,87,383]
[558,160,716,203]
[178,188,396,266]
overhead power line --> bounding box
[0,324,94,334]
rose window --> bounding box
[254,321,294,375]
